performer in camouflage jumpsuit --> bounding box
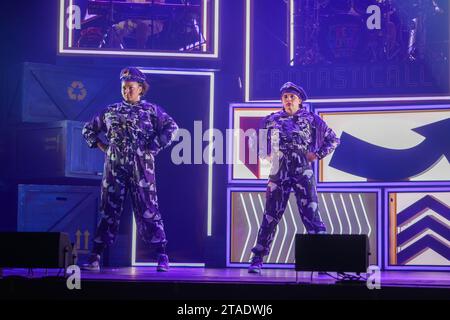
[81,67,178,272]
[249,82,340,273]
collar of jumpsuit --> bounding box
[281,106,307,117]
[122,99,144,108]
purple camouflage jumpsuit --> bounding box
[251,108,340,257]
[82,100,178,255]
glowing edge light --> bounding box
[59,0,65,54]
[228,103,282,184]
[289,0,294,67]
[58,0,219,58]
[244,0,450,103]
[315,104,450,186]
[244,0,251,102]
[384,187,450,271]
[131,68,215,267]
[248,96,450,104]
[68,0,73,48]
[202,0,208,52]
[226,187,382,269]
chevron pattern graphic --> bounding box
[229,191,378,265]
[389,193,450,266]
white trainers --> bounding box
[156,254,170,272]
[80,254,101,271]
[248,255,263,274]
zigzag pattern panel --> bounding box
[229,190,378,265]
[389,192,450,266]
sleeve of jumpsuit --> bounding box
[82,109,107,149]
[148,105,179,155]
[258,115,272,160]
[314,117,340,160]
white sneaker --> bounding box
[80,254,101,271]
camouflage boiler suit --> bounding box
[82,100,178,255]
[252,108,340,257]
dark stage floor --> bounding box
[1,267,449,300]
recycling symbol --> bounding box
[67,81,87,101]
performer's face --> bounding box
[281,93,301,115]
[122,81,143,103]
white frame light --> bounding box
[131,68,215,267]
[58,0,220,58]
[244,0,450,103]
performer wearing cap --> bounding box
[248,82,340,274]
[81,67,178,272]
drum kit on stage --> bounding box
[293,0,447,65]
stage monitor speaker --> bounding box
[0,232,73,268]
[295,234,370,273]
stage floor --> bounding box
[2,267,449,287]
[1,267,449,300]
